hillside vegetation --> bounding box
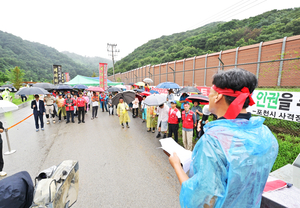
[109,8,300,75]
[0,31,109,82]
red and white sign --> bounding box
[65,72,70,82]
[99,63,108,90]
[151,88,168,94]
[196,86,211,96]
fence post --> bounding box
[4,128,16,155]
[193,56,196,86]
[277,36,287,86]
[166,62,168,82]
[218,50,222,71]
[204,54,208,86]
[182,59,186,87]
[174,61,176,83]
[159,64,161,84]
[256,42,263,79]
[235,47,239,68]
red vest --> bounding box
[168,108,179,124]
[182,110,194,129]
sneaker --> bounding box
[122,125,124,129]
[127,125,130,128]
[0,171,7,177]
[82,121,85,123]
[41,128,44,131]
[72,121,75,123]
[147,129,151,132]
[156,133,161,138]
[91,117,94,120]
[152,130,155,133]
[46,120,50,124]
[78,121,81,124]
[66,121,70,124]
[142,120,146,123]
[163,134,167,138]
[95,116,98,118]
[36,129,39,132]
[53,120,56,124]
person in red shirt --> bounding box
[168,100,181,143]
[76,92,86,124]
[181,103,196,150]
[64,93,76,123]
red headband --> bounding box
[212,85,255,119]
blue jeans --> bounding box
[142,108,147,120]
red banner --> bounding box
[196,86,211,96]
[65,72,70,82]
[99,63,108,90]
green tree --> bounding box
[6,66,25,90]
[92,71,97,77]
[116,77,122,82]
[0,71,9,84]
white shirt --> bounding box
[156,104,170,122]
[170,108,181,118]
[36,99,39,111]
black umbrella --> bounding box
[186,94,209,104]
[177,87,201,94]
[111,91,136,106]
[56,84,73,90]
[1,84,13,88]
[107,87,122,92]
[32,83,56,90]
[16,87,49,95]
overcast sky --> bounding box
[1,0,299,60]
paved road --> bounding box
[0,102,181,208]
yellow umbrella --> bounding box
[135,82,145,87]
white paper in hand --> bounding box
[159,137,192,173]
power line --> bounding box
[187,0,267,30]
[107,43,120,82]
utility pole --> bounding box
[107,43,120,82]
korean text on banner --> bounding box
[99,63,108,90]
[53,65,62,84]
[247,90,300,122]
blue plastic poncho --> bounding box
[180,117,278,208]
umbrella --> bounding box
[156,82,180,89]
[56,84,73,90]
[107,87,122,92]
[144,94,166,106]
[134,82,145,87]
[87,86,104,92]
[1,84,13,88]
[111,91,136,106]
[140,92,151,96]
[0,100,19,113]
[73,84,88,89]
[136,89,144,93]
[115,85,126,89]
[128,83,134,85]
[16,87,49,95]
[178,87,201,94]
[150,90,159,94]
[32,83,56,90]
[143,78,153,83]
[186,94,209,105]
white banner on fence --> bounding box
[247,90,300,122]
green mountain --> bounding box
[0,31,105,82]
[61,51,113,72]
[109,8,300,76]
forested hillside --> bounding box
[62,51,113,72]
[109,8,300,76]
[0,31,102,82]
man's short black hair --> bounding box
[212,68,257,108]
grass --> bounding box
[10,92,34,105]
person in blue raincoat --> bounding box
[169,68,278,208]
